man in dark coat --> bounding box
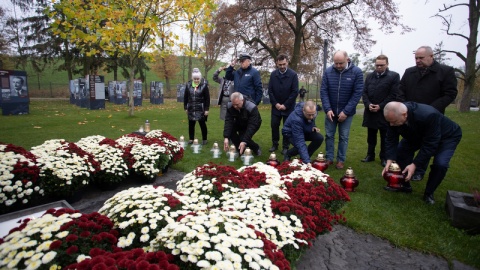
[223,92,262,155]
[282,101,323,163]
[267,54,299,154]
[225,53,263,105]
[382,101,462,204]
[397,45,458,181]
[361,55,399,167]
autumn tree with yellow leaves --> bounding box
[48,0,216,116]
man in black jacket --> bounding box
[397,46,458,181]
[223,92,262,155]
[382,101,462,204]
[361,55,399,167]
[268,54,299,154]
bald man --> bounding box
[382,101,462,204]
[320,50,363,169]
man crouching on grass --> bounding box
[382,101,462,204]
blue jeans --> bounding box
[324,115,354,162]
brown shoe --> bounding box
[336,161,344,169]
[326,160,334,166]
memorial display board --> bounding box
[86,75,105,110]
[0,70,30,115]
[150,81,164,104]
[177,83,185,102]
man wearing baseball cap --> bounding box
[225,52,263,105]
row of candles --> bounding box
[176,134,402,192]
[178,136,255,165]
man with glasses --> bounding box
[361,55,400,167]
[320,50,363,169]
[397,45,458,181]
[223,92,262,156]
[282,101,323,163]
[225,53,263,105]
[267,54,299,155]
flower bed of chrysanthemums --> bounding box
[0,130,184,214]
[0,160,350,270]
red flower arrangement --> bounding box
[146,130,184,164]
[66,248,180,270]
[0,208,122,269]
[0,143,42,214]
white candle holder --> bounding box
[241,147,254,165]
[211,142,221,158]
[227,144,238,162]
[191,138,201,154]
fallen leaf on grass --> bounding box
[33,126,42,129]
[111,126,116,128]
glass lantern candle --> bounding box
[312,152,329,172]
[340,167,359,192]
[266,152,280,167]
[211,142,221,158]
[178,135,186,149]
[227,144,238,162]
[383,161,405,189]
[241,147,254,166]
[191,138,201,154]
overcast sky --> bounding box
[2,0,473,75]
[335,0,471,74]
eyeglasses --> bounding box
[375,64,386,67]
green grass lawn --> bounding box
[1,99,479,268]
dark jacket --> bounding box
[213,69,234,105]
[320,62,363,116]
[183,80,210,121]
[362,69,400,129]
[225,65,263,105]
[268,68,299,116]
[385,102,462,169]
[397,61,457,114]
[223,99,262,143]
[282,102,318,163]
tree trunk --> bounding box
[128,65,135,116]
[458,0,479,112]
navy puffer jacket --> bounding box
[282,102,318,163]
[320,62,363,116]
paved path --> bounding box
[71,169,477,270]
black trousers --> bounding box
[188,120,207,141]
[230,127,260,154]
[366,127,387,159]
[271,113,290,149]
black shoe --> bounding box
[381,159,387,167]
[255,147,262,156]
[201,140,208,145]
[383,185,413,193]
[281,147,288,156]
[423,193,435,204]
[412,174,423,181]
[268,145,278,152]
[361,155,375,162]
[283,153,290,162]
[188,140,193,145]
